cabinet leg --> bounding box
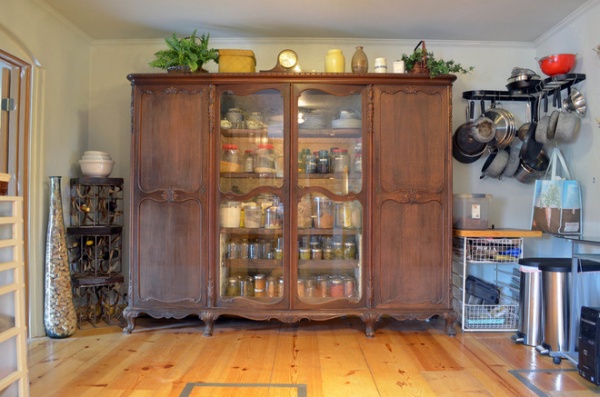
[201,312,219,337]
[362,313,381,338]
[443,312,457,336]
[122,308,137,334]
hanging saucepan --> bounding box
[501,142,521,178]
[471,100,496,143]
[480,147,509,179]
[484,103,516,148]
[516,121,549,183]
[453,122,487,163]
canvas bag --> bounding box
[531,148,582,235]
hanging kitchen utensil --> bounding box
[517,101,532,142]
[562,87,586,115]
[453,102,487,163]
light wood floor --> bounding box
[27,316,600,397]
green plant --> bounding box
[149,30,219,72]
[401,49,473,78]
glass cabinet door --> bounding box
[294,87,365,305]
[217,86,288,305]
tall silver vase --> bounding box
[44,176,77,338]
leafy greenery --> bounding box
[401,49,474,78]
[149,30,219,72]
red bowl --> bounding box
[538,53,576,76]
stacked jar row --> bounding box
[298,195,361,229]
[226,237,284,260]
[222,195,361,230]
[298,139,362,175]
[222,143,283,175]
[224,273,284,298]
[297,274,356,298]
[298,234,358,260]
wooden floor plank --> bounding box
[26,317,600,397]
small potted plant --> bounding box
[149,30,219,73]
[401,41,473,78]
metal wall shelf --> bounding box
[462,73,586,102]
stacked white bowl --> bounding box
[79,151,114,177]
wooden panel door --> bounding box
[127,81,210,321]
[371,81,453,312]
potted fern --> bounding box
[149,30,219,73]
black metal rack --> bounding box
[462,73,586,102]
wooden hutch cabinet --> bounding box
[124,73,456,337]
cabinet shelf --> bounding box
[72,274,125,288]
[221,172,361,179]
[224,259,283,269]
[221,127,362,138]
[298,259,359,270]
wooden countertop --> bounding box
[453,228,543,238]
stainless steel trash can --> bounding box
[540,261,572,353]
[514,259,543,346]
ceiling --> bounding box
[40,0,590,42]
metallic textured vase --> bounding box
[44,176,77,338]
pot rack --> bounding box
[462,73,585,102]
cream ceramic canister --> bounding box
[325,49,345,73]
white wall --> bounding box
[0,0,92,337]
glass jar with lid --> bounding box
[244,205,262,228]
[343,240,357,259]
[254,144,276,171]
[220,201,241,228]
[316,150,330,174]
[334,201,353,229]
[222,144,240,165]
[331,148,346,173]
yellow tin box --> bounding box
[218,49,256,73]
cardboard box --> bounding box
[218,49,256,73]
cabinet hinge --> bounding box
[1,98,16,112]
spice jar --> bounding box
[299,247,311,260]
[331,148,346,173]
[312,196,334,228]
[297,278,306,297]
[242,150,255,172]
[244,205,261,228]
[323,247,334,260]
[225,277,240,296]
[311,248,322,260]
[343,240,357,259]
[254,274,266,290]
[343,276,355,298]
[222,144,240,165]
[266,276,277,297]
[239,238,249,259]
[316,150,330,174]
[330,277,344,297]
[332,241,344,259]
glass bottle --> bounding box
[242,149,255,172]
[325,49,345,73]
[351,46,368,73]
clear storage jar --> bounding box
[220,201,241,228]
[222,144,240,164]
[312,196,334,228]
[254,144,276,171]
